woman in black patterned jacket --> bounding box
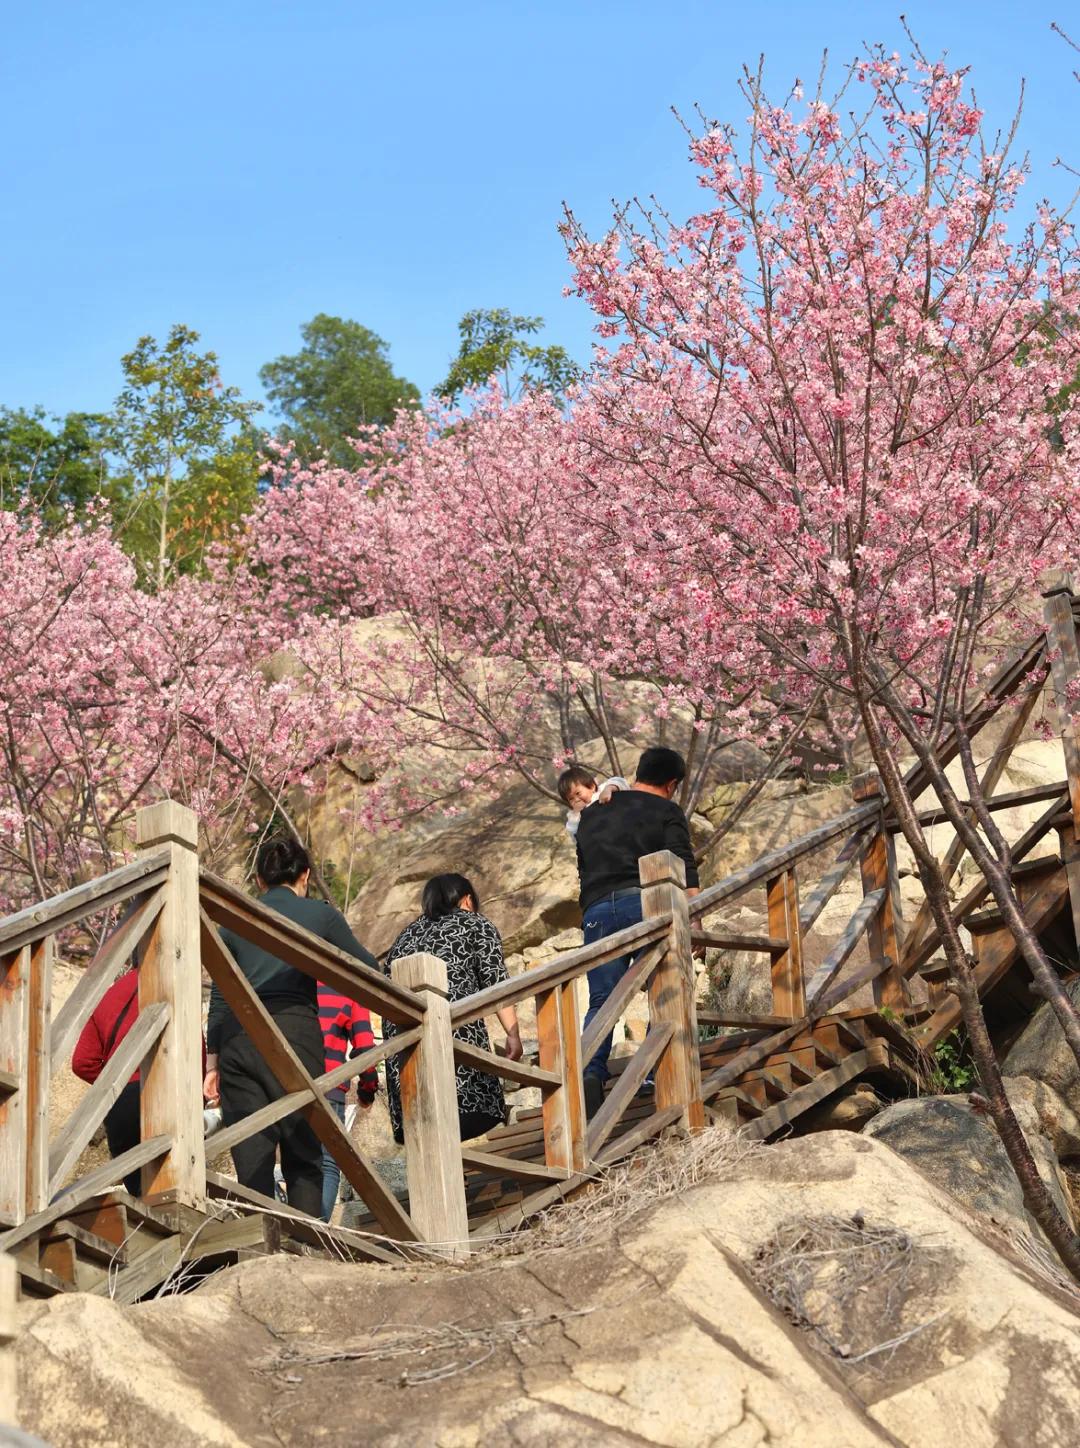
[383,873,524,1143]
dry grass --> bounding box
[748,1212,942,1372]
[479,1124,760,1259]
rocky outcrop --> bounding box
[863,1092,1076,1245]
[16,1133,1080,1447]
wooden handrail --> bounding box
[887,780,1068,833]
[0,851,171,954]
[449,914,672,1027]
[199,871,426,1026]
[688,803,879,920]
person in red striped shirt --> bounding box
[317,983,378,1222]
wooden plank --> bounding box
[451,1038,561,1088]
[699,954,893,1100]
[136,805,205,1205]
[587,1024,674,1158]
[579,940,664,1065]
[742,1045,888,1141]
[767,867,806,1018]
[688,803,880,920]
[0,1136,171,1253]
[918,869,1071,1047]
[536,983,586,1175]
[203,1172,404,1263]
[798,831,868,934]
[690,931,787,953]
[48,1002,169,1196]
[392,953,469,1255]
[178,1214,269,1261]
[0,947,30,1224]
[201,913,419,1242]
[450,916,671,1028]
[460,1148,569,1183]
[640,850,703,1133]
[0,853,172,955]
[207,1027,423,1162]
[40,1219,128,1266]
[697,1012,797,1028]
[199,871,425,1026]
[901,775,1061,834]
[0,1254,15,1424]
[24,936,52,1216]
[595,1104,683,1165]
[90,1233,183,1305]
[852,778,908,1012]
[804,890,885,1004]
[50,887,166,1066]
[902,793,1068,977]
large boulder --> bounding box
[862,1091,1075,1245]
[1003,977,1080,1125]
[16,1132,1080,1447]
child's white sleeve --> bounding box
[565,810,581,837]
[600,776,630,793]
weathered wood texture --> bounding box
[639,850,704,1133]
[136,803,205,1205]
[200,913,418,1242]
[851,775,908,1012]
[0,1253,16,1425]
[766,868,805,1018]
[391,953,470,1255]
[536,982,586,1174]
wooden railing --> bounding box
[4,582,1080,1266]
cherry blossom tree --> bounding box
[563,44,1080,1271]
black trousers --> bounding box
[219,1005,325,1217]
[105,1080,143,1196]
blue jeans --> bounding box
[582,890,644,1082]
[320,1098,347,1221]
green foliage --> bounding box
[110,324,261,587]
[929,1030,977,1094]
[437,308,580,405]
[0,407,118,522]
[259,314,419,469]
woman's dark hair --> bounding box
[422,873,479,920]
[256,836,311,888]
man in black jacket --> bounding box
[574,746,699,1116]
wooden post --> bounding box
[536,983,586,1173]
[0,1253,15,1427]
[391,952,470,1255]
[639,850,704,1133]
[135,802,205,1204]
[0,948,31,1226]
[766,868,806,1018]
[852,773,909,1011]
[1043,578,1080,947]
[23,937,52,1217]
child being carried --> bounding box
[557,764,629,837]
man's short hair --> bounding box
[635,747,687,788]
[557,764,597,804]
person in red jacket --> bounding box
[316,983,378,1221]
[72,970,143,1194]
[72,969,207,1197]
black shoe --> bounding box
[584,1074,606,1119]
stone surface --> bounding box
[863,1091,1076,1245]
[1003,976,1080,1126]
[17,1132,1080,1447]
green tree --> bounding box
[111,325,261,589]
[436,308,580,405]
[0,407,117,522]
[259,314,419,469]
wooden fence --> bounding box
[2,581,1080,1270]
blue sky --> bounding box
[3,1,1077,422]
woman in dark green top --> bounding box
[203,837,378,1216]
